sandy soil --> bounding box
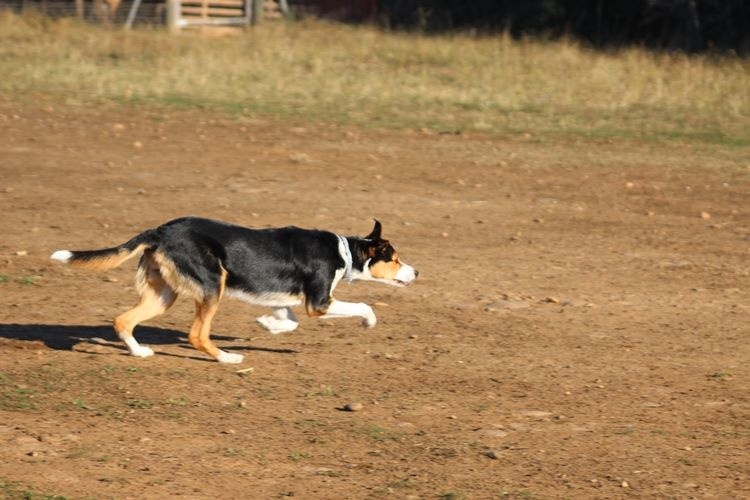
[0,98,749,499]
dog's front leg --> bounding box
[319,299,377,328]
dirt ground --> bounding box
[0,98,749,499]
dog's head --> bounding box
[351,220,418,287]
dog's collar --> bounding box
[337,235,353,283]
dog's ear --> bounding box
[365,219,382,241]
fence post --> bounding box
[167,0,181,32]
[252,0,263,25]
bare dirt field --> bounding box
[1,98,749,499]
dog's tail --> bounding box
[50,229,159,271]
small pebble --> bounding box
[343,402,363,412]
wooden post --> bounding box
[252,0,263,25]
[167,0,181,33]
[75,0,84,19]
[125,0,143,29]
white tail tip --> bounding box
[51,250,73,263]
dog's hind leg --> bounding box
[187,268,244,364]
[114,255,177,358]
[256,307,299,334]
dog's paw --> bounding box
[217,350,244,364]
[269,320,299,334]
[257,315,298,334]
[362,311,377,328]
[256,315,275,331]
[130,345,154,358]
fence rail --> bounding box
[0,0,289,28]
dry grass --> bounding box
[1,12,749,144]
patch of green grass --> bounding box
[288,452,307,461]
[362,424,404,442]
[500,490,535,499]
[167,396,189,406]
[0,387,37,411]
[305,385,338,397]
[65,446,94,459]
[0,481,68,500]
[708,371,732,380]
[72,398,93,411]
[388,478,415,489]
[68,396,124,419]
[316,470,344,477]
[0,275,9,284]
[440,492,467,500]
[126,398,153,409]
[14,275,39,286]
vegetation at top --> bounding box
[0,12,748,145]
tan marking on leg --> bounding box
[187,267,227,360]
[151,250,205,300]
[114,263,177,345]
[305,297,331,318]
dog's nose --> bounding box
[414,269,420,279]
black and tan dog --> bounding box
[50,217,418,363]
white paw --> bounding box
[130,345,154,358]
[269,319,299,334]
[256,316,298,334]
[256,315,275,331]
[362,311,377,328]
[217,351,244,364]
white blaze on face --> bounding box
[394,262,417,284]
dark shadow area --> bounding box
[0,323,297,355]
[2,1,747,54]
[0,323,186,351]
[293,0,750,55]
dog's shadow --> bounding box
[0,323,297,357]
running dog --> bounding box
[50,217,418,363]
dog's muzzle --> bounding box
[395,263,418,286]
